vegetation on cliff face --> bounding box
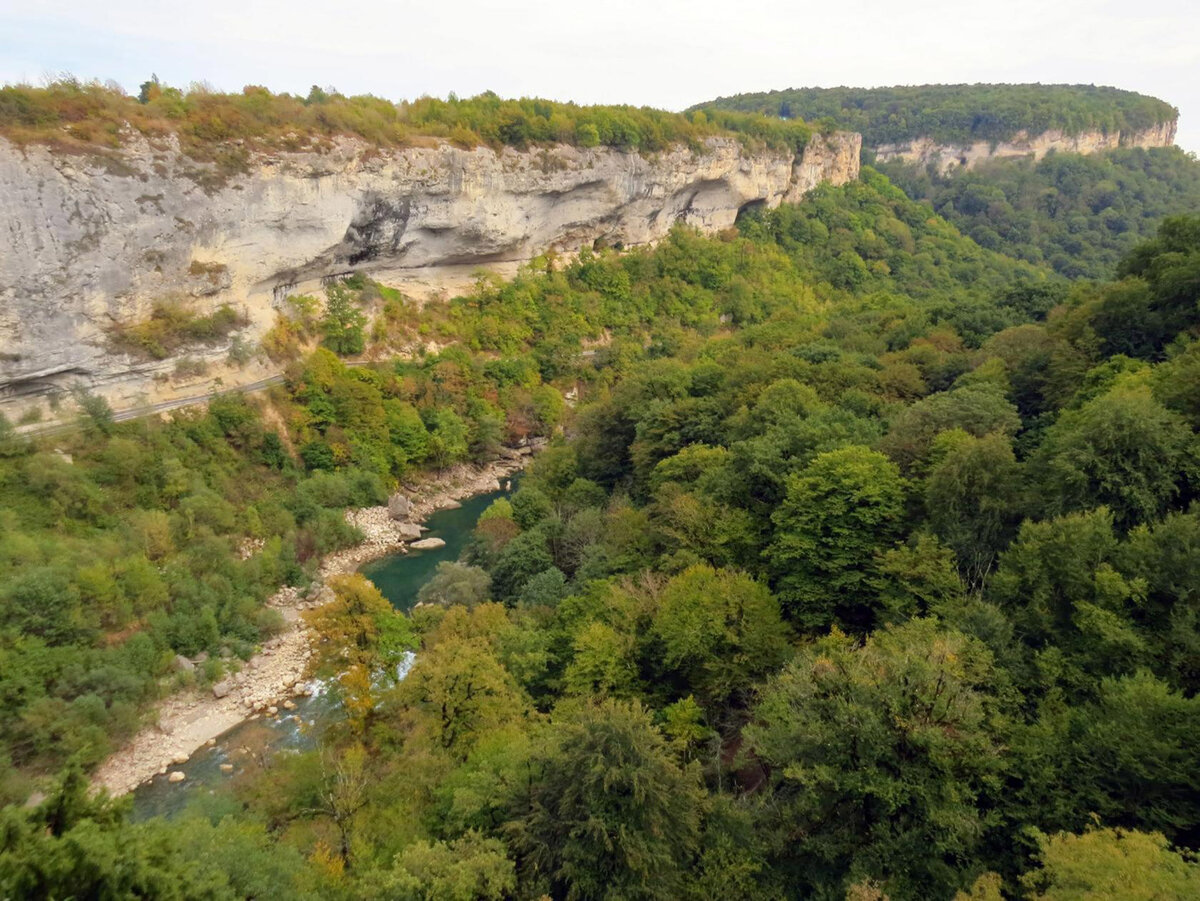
[4,158,1200,898]
[108,300,248,360]
[694,83,1177,147]
[0,77,812,160]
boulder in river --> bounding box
[388,493,412,521]
[409,537,447,551]
[168,771,185,783]
[395,522,422,540]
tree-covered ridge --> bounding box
[0,77,812,160]
[878,146,1200,279]
[695,84,1177,147]
[5,169,1200,898]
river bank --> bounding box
[92,452,533,797]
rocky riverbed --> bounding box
[91,452,533,797]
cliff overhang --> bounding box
[0,132,860,411]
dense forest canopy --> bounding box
[0,77,813,160]
[878,145,1200,278]
[4,103,1200,897]
[694,83,1178,147]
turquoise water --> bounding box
[360,477,517,611]
[131,477,516,820]
[130,686,339,821]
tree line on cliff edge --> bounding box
[695,83,1178,147]
[0,77,813,163]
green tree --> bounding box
[490,529,554,602]
[925,430,1023,589]
[393,635,526,760]
[416,562,492,609]
[1031,382,1194,529]
[70,383,115,435]
[1069,671,1200,839]
[745,619,1005,899]
[649,564,789,715]
[321,283,367,355]
[371,831,515,901]
[880,383,1021,473]
[768,446,906,631]
[988,508,1146,685]
[507,698,706,900]
[1021,828,1200,900]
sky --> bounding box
[2,0,1198,152]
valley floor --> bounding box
[91,455,531,797]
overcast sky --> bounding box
[2,0,1197,152]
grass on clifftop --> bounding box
[0,77,813,160]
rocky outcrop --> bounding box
[0,132,859,412]
[786,131,862,200]
[873,121,1177,174]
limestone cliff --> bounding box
[872,121,1177,174]
[0,131,859,412]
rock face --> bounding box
[0,132,859,411]
[410,537,446,551]
[388,493,412,521]
[395,523,423,541]
[873,121,1176,174]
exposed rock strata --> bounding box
[872,122,1176,174]
[0,132,859,411]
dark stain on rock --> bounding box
[342,195,412,265]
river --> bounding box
[131,478,517,821]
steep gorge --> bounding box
[0,131,860,415]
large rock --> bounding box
[173,654,195,673]
[211,679,234,699]
[409,537,447,551]
[0,132,861,416]
[388,493,412,521]
[168,771,185,783]
[395,522,422,540]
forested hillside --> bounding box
[695,83,1177,147]
[878,146,1200,277]
[3,160,1200,899]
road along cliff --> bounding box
[0,131,860,414]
